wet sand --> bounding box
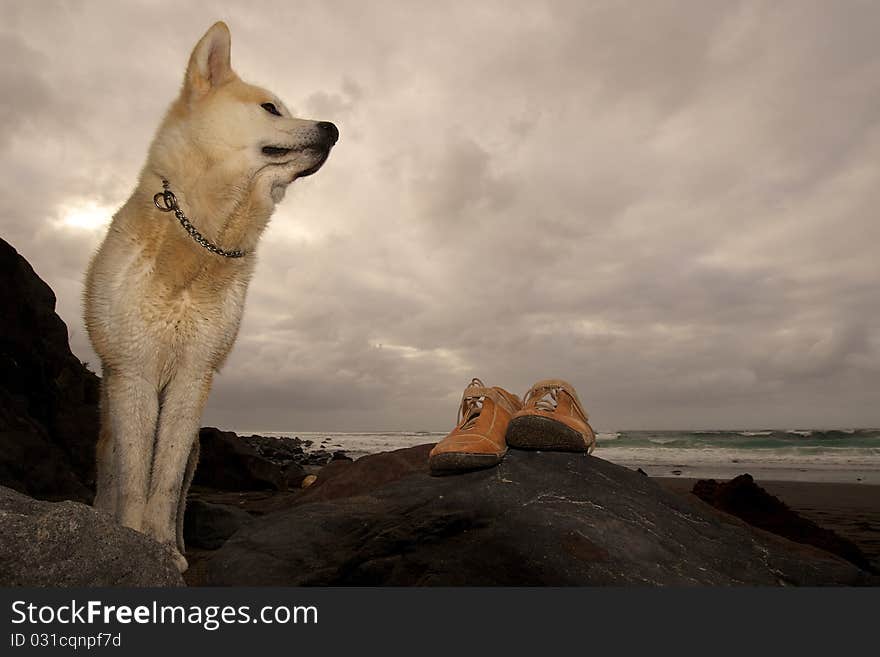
[656,477,880,569]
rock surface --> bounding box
[202,446,872,586]
[194,428,351,492]
[0,485,184,586]
[183,499,253,550]
[194,428,308,491]
[692,474,875,573]
[0,238,99,502]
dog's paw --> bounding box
[162,543,189,573]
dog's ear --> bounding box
[183,21,234,102]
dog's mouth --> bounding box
[261,146,294,157]
[262,144,331,178]
[297,151,330,178]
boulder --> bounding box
[293,444,428,506]
[237,432,305,460]
[692,474,875,573]
[194,427,307,491]
[0,430,92,503]
[227,432,346,468]
[0,485,183,586]
[0,238,99,502]
[183,499,253,550]
[193,428,351,492]
[202,446,871,586]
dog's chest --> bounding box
[128,257,250,358]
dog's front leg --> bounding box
[101,369,159,532]
[144,370,213,571]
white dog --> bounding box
[83,21,337,571]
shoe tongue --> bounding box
[457,383,518,427]
[459,401,483,429]
[532,387,558,411]
[529,384,588,422]
[458,392,484,428]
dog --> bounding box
[83,21,337,571]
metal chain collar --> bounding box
[153,180,247,258]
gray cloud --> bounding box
[1,0,878,432]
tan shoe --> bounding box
[429,378,523,474]
[505,379,596,453]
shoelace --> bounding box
[456,379,522,430]
[525,383,589,424]
[457,378,486,430]
[533,387,559,412]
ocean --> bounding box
[238,428,880,485]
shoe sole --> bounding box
[506,415,590,452]
[429,450,505,475]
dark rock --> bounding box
[293,444,428,506]
[0,238,100,502]
[183,499,253,550]
[242,433,305,460]
[692,474,875,573]
[636,468,648,476]
[0,485,183,586]
[193,428,350,491]
[194,428,307,491]
[0,430,92,502]
[203,447,870,586]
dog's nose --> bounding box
[317,121,339,146]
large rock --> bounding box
[194,428,307,491]
[692,474,875,573]
[0,485,183,586]
[0,430,92,503]
[193,428,351,492]
[294,444,428,505]
[0,238,99,502]
[183,499,253,550]
[202,446,872,586]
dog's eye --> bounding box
[261,102,282,117]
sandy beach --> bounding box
[656,477,880,570]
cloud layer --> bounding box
[2,0,878,431]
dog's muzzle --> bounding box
[297,122,338,178]
[261,122,338,177]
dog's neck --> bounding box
[144,154,276,260]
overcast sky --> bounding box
[2,1,879,432]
